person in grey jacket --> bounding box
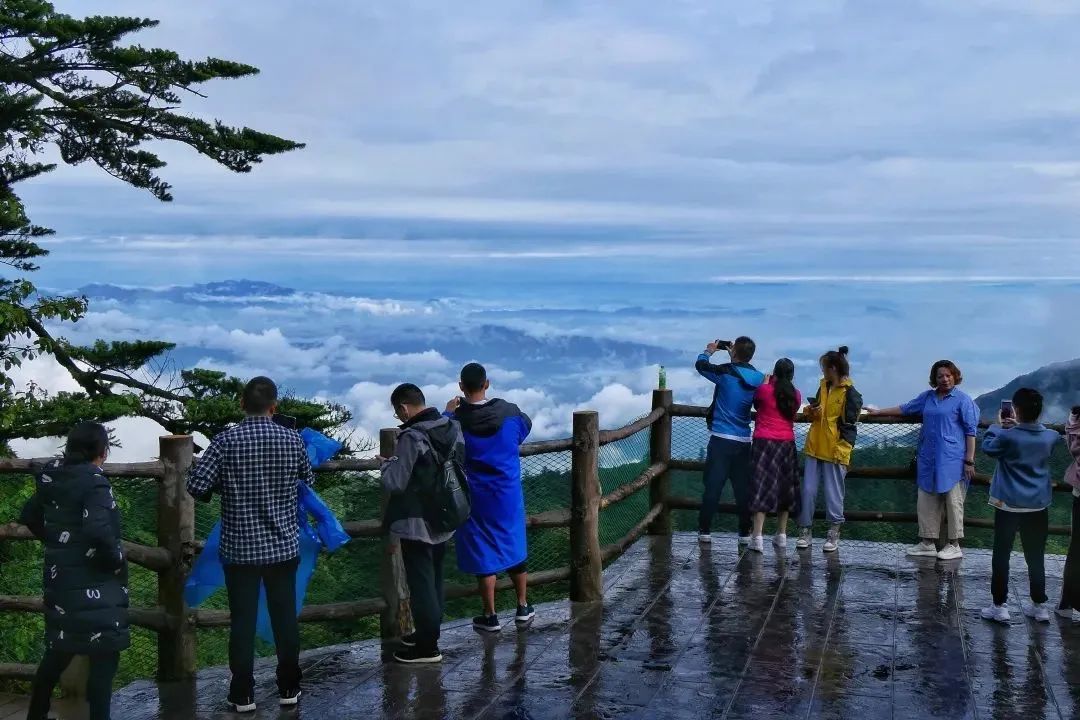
[379,383,464,664]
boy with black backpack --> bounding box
[379,383,468,663]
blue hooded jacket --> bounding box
[450,398,532,575]
[983,423,1061,510]
[695,353,765,441]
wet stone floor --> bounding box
[43,533,1080,719]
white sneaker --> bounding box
[796,528,812,549]
[822,526,840,553]
[906,540,938,557]
[1055,606,1078,621]
[738,535,752,545]
[698,533,712,544]
[981,604,1011,624]
[749,536,764,553]
[936,543,963,561]
[773,533,788,548]
[1024,603,1051,623]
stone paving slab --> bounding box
[16,533,1080,719]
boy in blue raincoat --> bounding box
[445,363,533,632]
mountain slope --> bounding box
[975,358,1080,421]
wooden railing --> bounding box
[0,390,674,681]
[1,392,1073,683]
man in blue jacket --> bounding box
[980,387,1061,624]
[445,363,534,633]
[695,336,765,544]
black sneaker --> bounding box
[279,688,301,707]
[227,696,256,713]
[515,604,536,625]
[393,646,443,664]
[473,614,502,632]
[399,632,418,647]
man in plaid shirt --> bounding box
[187,376,314,713]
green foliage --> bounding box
[0,2,361,450]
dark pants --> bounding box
[401,539,447,653]
[27,649,119,720]
[991,508,1048,606]
[223,558,301,702]
[1060,495,1080,610]
[699,436,752,536]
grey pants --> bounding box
[798,457,847,527]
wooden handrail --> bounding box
[193,598,387,628]
[599,462,666,510]
[0,458,165,478]
[668,403,1067,433]
[0,523,173,572]
[598,408,665,445]
[601,503,665,563]
[0,663,37,680]
[663,496,1072,536]
[667,459,1076,492]
[0,596,171,631]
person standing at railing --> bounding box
[694,336,765,545]
[1055,405,1080,621]
[379,383,465,664]
[747,359,803,552]
[797,347,863,552]
[19,422,128,720]
[186,377,314,713]
[868,360,977,561]
[979,388,1061,624]
[444,362,535,633]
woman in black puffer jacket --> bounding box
[19,422,129,720]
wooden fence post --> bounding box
[157,435,196,680]
[570,411,603,602]
[648,389,673,535]
[379,428,412,641]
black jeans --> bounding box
[991,508,1048,606]
[1060,494,1080,610]
[27,649,119,720]
[699,435,752,536]
[224,558,301,701]
[401,539,447,653]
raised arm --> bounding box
[981,425,1010,459]
[186,438,224,502]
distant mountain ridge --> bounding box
[79,280,294,302]
[975,358,1080,421]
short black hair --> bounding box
[460,362,487,393]
[390,383,426,408]
[1012,387,1043,423]
[242,376,278,414]
[732,336,756,362]
[63,422,109,466]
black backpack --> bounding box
[423,438,472,533]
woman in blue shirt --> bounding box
[870,360,978,561]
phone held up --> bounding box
[715,339,733,351]
[999,400,1013,421]
[272,413,298,430]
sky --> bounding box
[9,0,1080,458]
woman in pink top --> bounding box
[748,358,803,552]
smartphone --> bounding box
[272,413,298,430]
[1000,400,1013,420]
[716,339,733,350]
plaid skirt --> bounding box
[749,438,800,513]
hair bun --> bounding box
[838,345,849,355]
